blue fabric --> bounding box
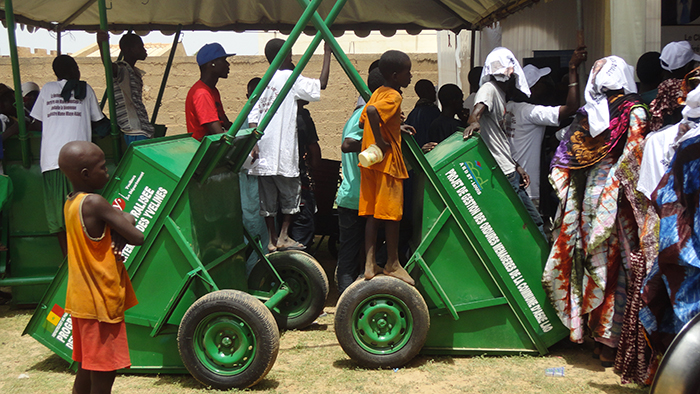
[239,171,270,275]
[640,134,700,351]
[405,101,441,147]
[124,134,149,146]
[506,171,544,236]
[336,108,364,210]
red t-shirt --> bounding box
[185,80,226,141]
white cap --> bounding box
[660,41,700,72]
[522,64,552,88]
[21,82,40,97]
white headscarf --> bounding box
[682,84,700,121]
[583,56,637,137]
[480,47,531,98]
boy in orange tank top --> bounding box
[358,50,416,285]
[58,141,144,394]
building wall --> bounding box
[0,53,438,160]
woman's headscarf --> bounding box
[584,56,637,137]
[480,47,530,98]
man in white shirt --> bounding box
[505,47,586,207]
[248,38,331,252]
[30,55,104,255]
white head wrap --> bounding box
[480,47,531,97]
[583,56,637,137]
[683,84,700,121]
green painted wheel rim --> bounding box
[193,312,256,375]
[273,266,312,318]
[351,294,413,355]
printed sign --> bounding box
[46,304,73,350]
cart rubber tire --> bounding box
[177,290,279,390]
[249,250,329,330]
[335,275,429,369]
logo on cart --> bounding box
[112,198,126,211]
[460,162,489,192]
[46,304,73,350]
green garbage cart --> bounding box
[335,132,568,368]
[23,132,329,389]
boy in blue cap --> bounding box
[185,43,235,141]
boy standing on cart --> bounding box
[58,141,144,394]
[248,38,331,253]
[359,50,416,286]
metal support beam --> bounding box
[4,0,30,168]
[97,0,122,163]
[151,26,182,125]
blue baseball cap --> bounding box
[196,43,235,66]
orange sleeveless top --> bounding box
[64,192,137,323]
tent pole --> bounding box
[56,27,62,55]
[4,0,30,168]
[151,25,182,125]
[97,0,122,164]
[297,0,369,102]
[576,0,584,47]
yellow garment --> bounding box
[64,192,137,323]
[359,86,408,179]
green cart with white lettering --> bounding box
[334,132,568,368]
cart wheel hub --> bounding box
[222,336,233,346]
[352,295,413,355]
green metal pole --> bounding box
[151,25,182,125]
[97,0,122,164]
[4,0,30,168]
[297,0,371,102]
[225,0,326,138]
[99,29,130,111]
[256,0,349,134]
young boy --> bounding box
[423,83,469,152]
[248,38,331,253]
[58,141,144,394]
[31,55,106,256]
[97,31,155,145]
[359,50,416,286]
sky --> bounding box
[0,27,260,56]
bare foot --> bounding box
[267,241,277,254]
[364,263,383,280]
[384,264,415,286]
[276,236,305,251]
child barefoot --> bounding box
[58,141,144,394]
[359,50,416,286]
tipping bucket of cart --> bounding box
[335,132,567,367]
[23,132,328,389]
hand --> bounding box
[251,144,259,163]
[569,46,587,69]
[400,112,406,123]
[422,142,437,153]
[463,122,480,140]
[516,165,530,189]
[96,30,109,44]
[400,124,416,136]
[111,230,128,263]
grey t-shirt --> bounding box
[474,81,515,175]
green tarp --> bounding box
[0,0,540,32]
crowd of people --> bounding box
[3,32,700,391]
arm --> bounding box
[559,46,587,122]
[82,195,144,246]
[463,102,486,139]
[306,142,322,171]
[319,42,332,90]
[96,31,118,76]
[342,137,362,153]
[204,121,226,136]
[515,163,530,189]
[366,105,389,152]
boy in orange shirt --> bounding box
[359,50,416,285]
[58,141,144,394]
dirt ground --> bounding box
[0,237,648,394]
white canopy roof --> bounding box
[0,0,541,33]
